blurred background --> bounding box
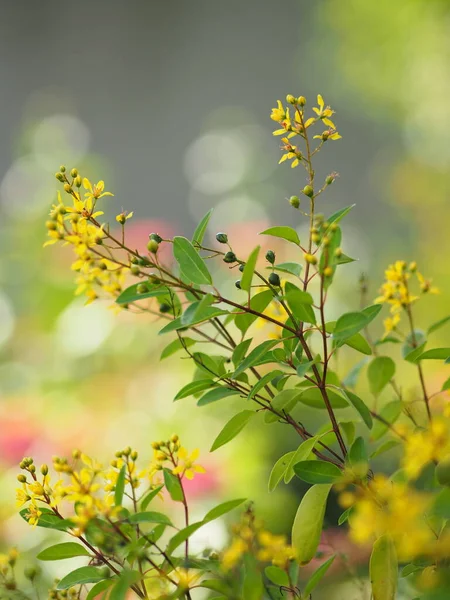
[1,0,450,597]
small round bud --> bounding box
[156,451,166,461]
[235,280,241,289]
[330,223,338,232]
[238,264,245,272]
[149,233,163,243]
[46,220,57,230]
[298,96,306,106]
[323,266,333,277]
[311,233,320,244]
[40,464,48,475]
[130,265,140,276]
[334,247,343,258]
[137,283,148,294]
[70,168,78,178]
[55,172,65,182]
[265,250,275,264]
[29,464,36,473]
[147,240,159,254]
[409,261,417,272]
[289,195,300,208]
[98,567,110,579]
[286,94,296,105]
[72,449,81,459]
[171,434,179,443]
[130,256,139,264]
[59,165,66,173]
[223,251,237,264]
[138,257,151,267]
[302,185,314,198]
[63,183,72,193]
[74,176,82,187]
[322,236,330,247]
[304,253,317,265]
[159,303,171,313]
[152,442,160,450]
[323,221,330,230]
[321,131,330,141]
[116,214,126,224]
[216,232,228,244]
[58,205,67,215]
[123,446,131,456]
[209,551,219,560]
[130,450,138,461]
[17,474,26,483]
[325,175,335,185]
[268,272,280,287]
[24,566,38,581]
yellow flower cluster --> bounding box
[375,260,438,336]
[45,167,130,304]
[221,507,295,571]
[402,417,450,479]
[271,94,341,168]
[151,435,206,481]
[342,475,433,560]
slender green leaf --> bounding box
[336,387,372,429]
[415,347,450,361]
[285,282,316,325]
[428,315,450,335]
[210,410,255,451]
[160,337,196,360]
[141,485,164,510]
[57,567,106,590]
[369,535,398,600]
[298,387,348,409]
[192,208,213,247]
[116,283,171,305]
[370,440,401,459]
[175,379,216,401]
[233,340,280,378]
[268,451,295,492]
[127,512,172,525]
[264,388,301,423]
[173,236,212,285]
[284,437,318,483]
[197,387,241,406]
[241,246,260,292]
[338,506,353,525]
[232,338,253,366]
[333,311,369,343]
[371,401,402,441]
[259,226,300,246]
[248,369,283,400]
[166,522,204,554]
[109,571,141,600]
[203,498,246,523]
[303,555,336,596]
[235,290,273,334]
[326,204,355,225]
[368,356,395,395]
[86,580,114,600]
[442,376,450,392]
[292,484,332,565]
[114,465,126,506]
[19,507,71,531]
[163,468,184,502]
[37,543,91,561]
[293,460,342,484]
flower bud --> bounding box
[323,266,333,277]
[123,446,131,456]
[171,434,179,443]
[147,240,159,254]
[70,168,78,178]
[130,450,138,461]
[137,283,148,294]
[239,264,245,272]
[335,247,343,258]
[302,185,314,198]
[325,175,335,185]
[311,233,320,244]
[298,96,306,106]
[63,183,72,193]
[130,255,139,265]
[55,172,65,182]
[152,442,160,450]
[72,449,81,459]
[322,236,330,247]
[223,251,237,264]
[130,265,140,276]
[409,261,417,272]
[216,232,228,244]
[265,250,275,264]
[268,272,280,287]
[289,195,300,208]
[24,566,38,581]
[74,176,82,187]
[286,94,296,105]
[304,253,317,265]
[46,220,57,230]
[159,303,171,313]
[17,474,26,483]
[235,280,241,289]
[149,233,163,243]
[40,464,48,475]
[321,131,330,141]
[59,165,66,173]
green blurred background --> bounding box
[1,1,450,597]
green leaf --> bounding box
[303,555,336,596]
[210,410,255,451]
[235,290,273,334]
[116,283,171,305]
[160,337,196,360]
[57,567,107,590]
[325,322,371,356]
[19,507,72,531]
[264,388,301,423]
[415,347,450,361]
[173,236,212,285]
[326,204,355,225]
[247,369,283,400]
[401,564,423,578]
[86,580,114,600]
[264,565,289,587]
[336,253,357,265]
[243,564,264,600]
[141,485,164,510]
[232,338,253,366]
[368,356,395,395]
[371,401,402,441]
[361,303,383,324]
[159,306,229,334]
[369,535,398,600]
[174,379,216,401]
[298,387,348,409]
[293,460,342,484]
[292,484,332,565]
[241,246,260,292]
[370,440,401,459]
[197,387,241,406]
[428,315,450,335]
[338,507,353,525]
[37,542,91,561]
[402,329,426,361]
[336,388,373,429]
[348,436,368,470]
[166,522,204,554]
[259,226,300,246]
[333,311,370,343]
[127,511,172,525]
[192,208,213,247]
[114,465,126,506]
[285,282,316,325]
[163,468,184,502]
[232,340,280,378]
[296,360,316,378]
[442,376,450,392]
[268,452,295,492]
[271,262,302,277]
[284,437,318,483]
[203,498,247,523]
[109,570,141,600]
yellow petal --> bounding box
[82,178,93,192]
[322,118,336,128]
[317,94,324,108]
[304,118,315,128]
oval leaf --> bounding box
[210,410,255,452]
[369,535,398,600]
[368,356,395,396]
[37,542,91,561]
[259,226,300,246]
[292,484,332,565]
[173,236,212,285]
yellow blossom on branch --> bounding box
[172,447,206,480]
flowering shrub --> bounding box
[11,92,450,599]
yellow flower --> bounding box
[174,568,201,590]
[83,178,113,208]
[16,485,30,507]
[270,100,287,123]
[24,501,43,527]
[312,94,336,128]
[172,447,206,480]
[257,530,296,567]
[403,418,450,479]
[221,538,247,571]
